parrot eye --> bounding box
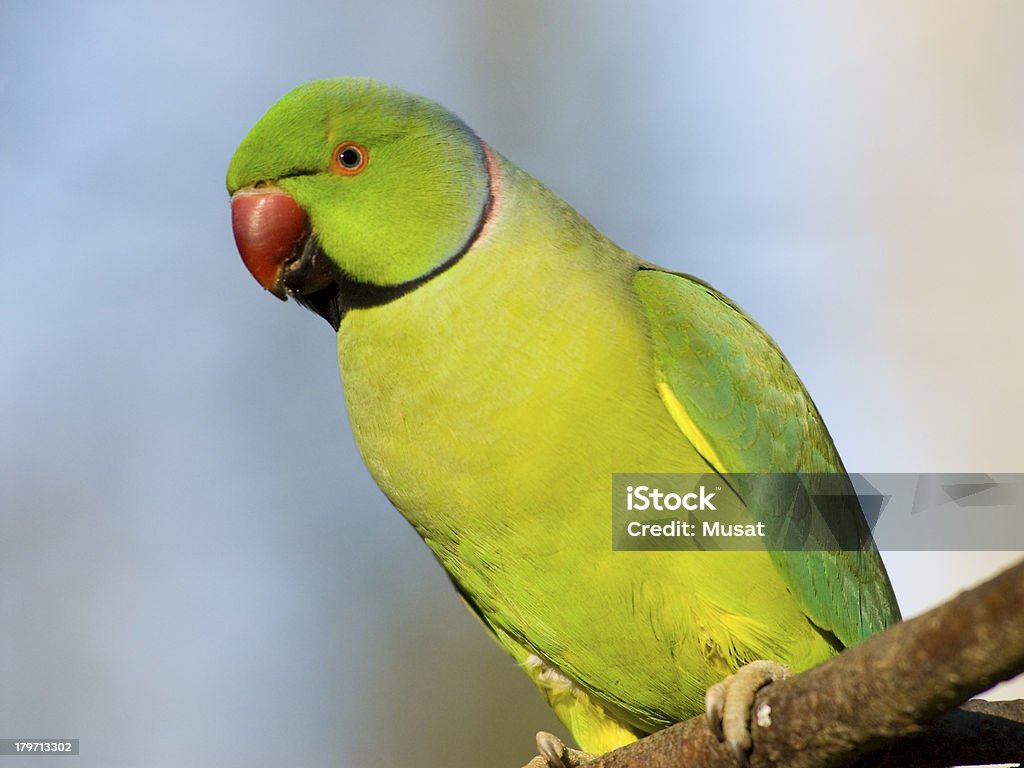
[332,142,369,175]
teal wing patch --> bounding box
[633,267,900,643]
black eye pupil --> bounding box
[339,147,361,168]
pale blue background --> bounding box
[2,2,1022,766]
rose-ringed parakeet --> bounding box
[226,78,900,759]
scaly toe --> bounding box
[535,732,568,768]
[705,660,791,763]
[530,732,595,768]
[705,680,727,741]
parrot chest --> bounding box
[332,210,837,729]
[336,252,694,546]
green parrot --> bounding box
[226,78,900,758]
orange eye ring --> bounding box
[331,141,369,175]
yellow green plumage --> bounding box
[227,78,900,753]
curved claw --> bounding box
[529,732,596,768]
[705,681,727,741]
[705,660,791,764]
[536,732,569,768]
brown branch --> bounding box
[875,699,1024,766]
[579,557,1024,768]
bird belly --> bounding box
[335,241,835,737]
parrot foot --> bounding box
[705,660,790,765]
[525,731,594,768]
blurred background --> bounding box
[2,1,1022,766]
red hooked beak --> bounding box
[230,188,308,300]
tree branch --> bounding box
[580,557,1024,768]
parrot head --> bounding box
[226,78,495,328]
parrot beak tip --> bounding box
[230,188,308,299]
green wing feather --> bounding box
[633,266,901,645]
